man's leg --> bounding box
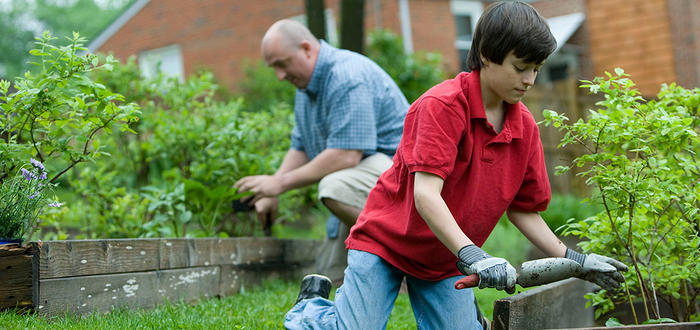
[285,250,403,330]
[321,198,361,227]
[405,275,483,330]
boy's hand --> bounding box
[565,248,628,291]
[456,245,516,293]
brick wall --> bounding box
[585,0,677,96]
[96,0,462,91]
[98,0,305,91]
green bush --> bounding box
[41,57,319,239]
[543,68,699,323]
[366,29,447,103]
[540,193,602,234]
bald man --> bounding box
[234,20,409,284]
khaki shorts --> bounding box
[315,153,393,283]
[317,153,394,208]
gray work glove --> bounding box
[456,244,517,294]
[565,248,628,291]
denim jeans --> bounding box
[285,249,482,330]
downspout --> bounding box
[399,0,413,54]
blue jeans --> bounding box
[285,250,482,329]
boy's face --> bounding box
[480,50,543,104]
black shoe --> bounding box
[294,274,332,305]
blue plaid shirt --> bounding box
[291,41,409,160]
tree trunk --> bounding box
[305,0,326,40]
[340,0,365,54]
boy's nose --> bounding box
[522,71,537,86]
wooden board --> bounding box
[38,266,220,316]
[0,254,33,309]
[39,239,160,279]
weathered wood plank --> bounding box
[232,238,284,265]
[38,266,220,317]
[492,278,597,330]
[0,244,26,257]
[39,239,160,279]
[283,239,320,264]
[0,254,33,309]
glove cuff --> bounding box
[458,244,491,266]
[565,248,586,266]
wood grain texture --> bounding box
[0,254,33,308]
[39,239,160,279]
[37,266,220,316]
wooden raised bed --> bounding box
[491,278,700,329]
[1,238,319,317]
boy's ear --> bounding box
[480,54,489,67]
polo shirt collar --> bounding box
[464,70,523,140]
[302,40,332,99]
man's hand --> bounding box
[254,197,278,226]
[234,175,284,202]
[565,248,628,291]
[456,245,517,293]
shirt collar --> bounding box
[464,70,523,140]
[302,40,331,98]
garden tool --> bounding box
[454,257,583,290]
[232,199,272,236]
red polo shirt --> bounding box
[346,70,551,281]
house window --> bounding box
[451,1,482,72]
[138,44,184,82]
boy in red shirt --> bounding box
[285,2,628,329]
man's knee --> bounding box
[318,171,350,195]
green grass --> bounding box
[0,278,525,329]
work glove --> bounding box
[456,244,517,293]
[565,248,628,291]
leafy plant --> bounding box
[540,193,602,234]
[0,158,61,242]
[543,68,699,323]
[0,31,139,183]
[366,29,447,103]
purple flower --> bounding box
[29,192,40,199]
[39,171,47,180]
[30,158,45,172]
[21,168,35,181]
[48,202,63,208]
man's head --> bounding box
[466,1,556,72]
[261,20,321,89]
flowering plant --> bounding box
[0,158,62,243]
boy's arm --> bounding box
[414,171,516,292]
[413,171,472,255]
[507,209,629,291]
[505,209,566,257]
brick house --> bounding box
[89,0,699,96]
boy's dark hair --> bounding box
[466,1,556,71]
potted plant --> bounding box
[543,69,699,324]
[0,158,62,245]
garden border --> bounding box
[1,237,319,317]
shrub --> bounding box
[48,58,317,239]
[0,32,139,183]
[543,68,699,323]
[366,29,447,103]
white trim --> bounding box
[399,0,413,54]
[547,12,585,53]
[87,0,151,52]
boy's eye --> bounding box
[514,66,525,72]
